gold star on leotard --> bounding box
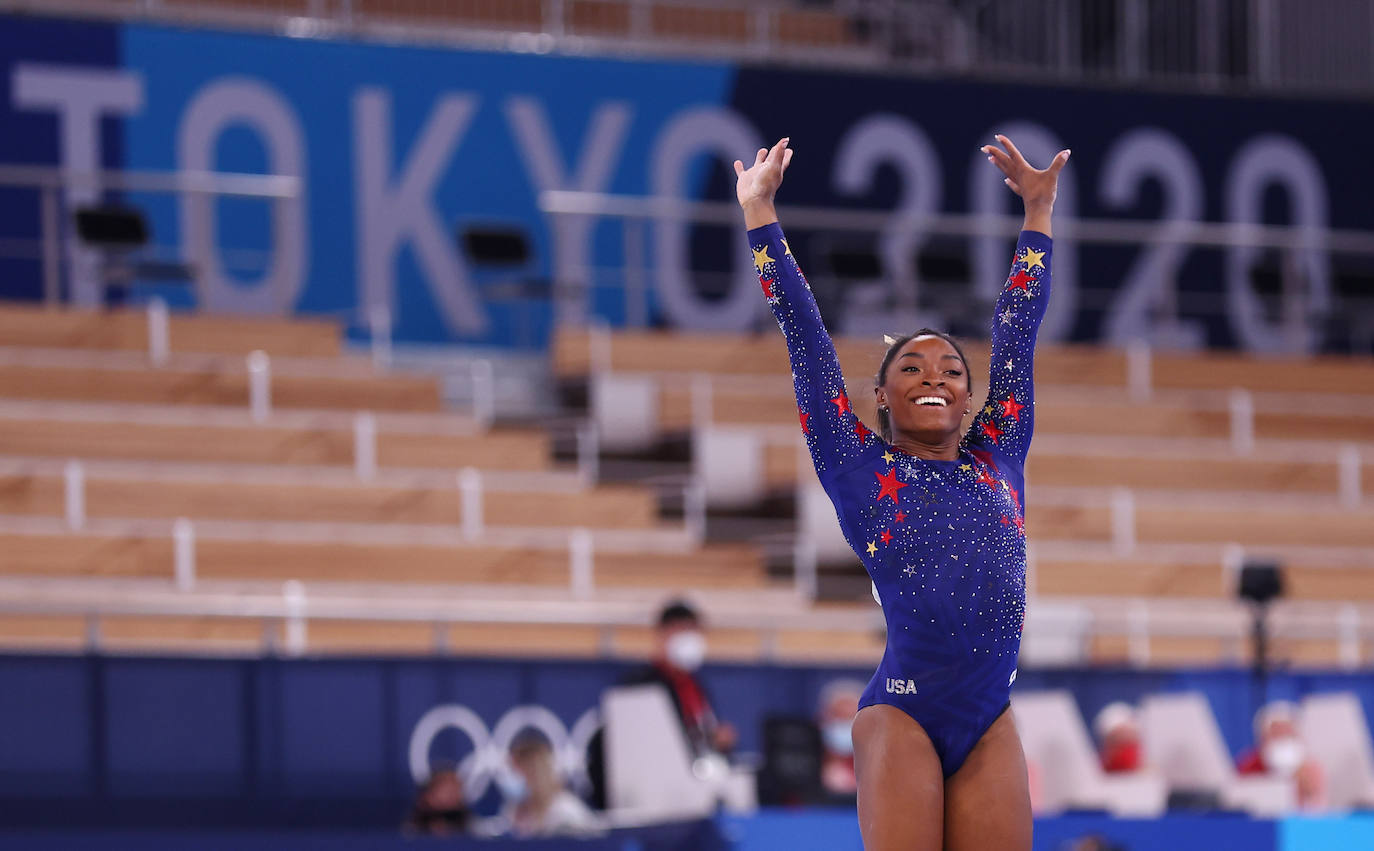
[866,541,878,556]
[882,451,895,464]
[752,246,773,274]
[1022,247,1046,271]
[983,403,996,415]
[958,463,972,473]
[782,238,793,257]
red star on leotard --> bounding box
[981,420,1004,444]
[969,448,998,471]
[1000,515,1010,525]
[894,511,907,524]
[760,277,776,299]
[1008,484,1021,510]
[880,529,893,545]
[831,392,852,416]
[1013,515,1025,534]
[799,409,810,435]
[975,468,998,490]
[1007,269,1034,292]
[874,468,909,504]
[1000,392,1025,421]
[854,420,872,440]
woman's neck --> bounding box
[891,432,962,461]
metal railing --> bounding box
[14,0,1374,94]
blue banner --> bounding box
[1,14,1370,352]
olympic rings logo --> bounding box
[408,704,603,799]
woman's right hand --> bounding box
[734,137,793,229]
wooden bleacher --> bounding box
[553,327,1374,668]
[0,303,804,660]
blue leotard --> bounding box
[749,222,1051,777]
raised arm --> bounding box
[737,139,878,480]
[966,135,1069,467]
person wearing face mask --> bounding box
[626,600,738,757]
[817,679,864,798]
[1235,701,1327,811]
[1093,702,1144,774]
[585,600,737,810]
[492,730,602,838]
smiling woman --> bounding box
[735,135,1067,851]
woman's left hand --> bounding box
[982,134,1069,212]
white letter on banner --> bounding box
[505,97,632,324]
[178,78,308,314]
[969,122,1077,342]
[833,114,942,316]
[1099,127,1204,348]
[1224,135,1330,354]
[650,107,763,331]
[12,64,144,307]
[353,88,487,336]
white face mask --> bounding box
[496,771,528,802]
[1263,737,1305,777]
[666,631,707,672]
[822,720,854,756]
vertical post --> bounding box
[64,459,85,530]
[623,219,648,328]
[470,359,495,430]
[1339,605,1361,670]
[1125,338,1152,402]
[247,350,272,423]
[1253,0,1278,85]
[1338,443,1362,508]
[368,304,392,370]
[459,467,483,540]
[576,424,600,486]
[173,517,196,591]
[1228,388,1254,454]
[146,297,170,367]
[353,412,377,480]
[283,580,307,657]
[39,185,60,306]
[569,527,594,599]
[1110,488,1136,555]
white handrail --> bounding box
[145,297,170,367]
[1125,339,1152,402]
[1110,488,1136,556]
[367,304,392,370]
[283,579,307,657]
[247,350,272,422]
[458,467,483,540]
[173,517,196,591]
[353,411,377,480]
[1228,388,1255,454]
[63,459,85,531]
[569,528,594,599]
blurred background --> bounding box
[0,0,1371,848]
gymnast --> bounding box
[735,134,1068,850]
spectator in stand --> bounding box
[403,765,470,836]
[817,678,865,798]
[623,600,738,757]
[1236,701,1326,811]
[495,730,602,838]
[1093,702,1144,774]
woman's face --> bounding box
[876,335,971,442]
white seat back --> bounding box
[1139,692,1233,791]
[694,427,765,508]
[1300,692,1374,810]
[601,684,715,821]
[592,374,657,451]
